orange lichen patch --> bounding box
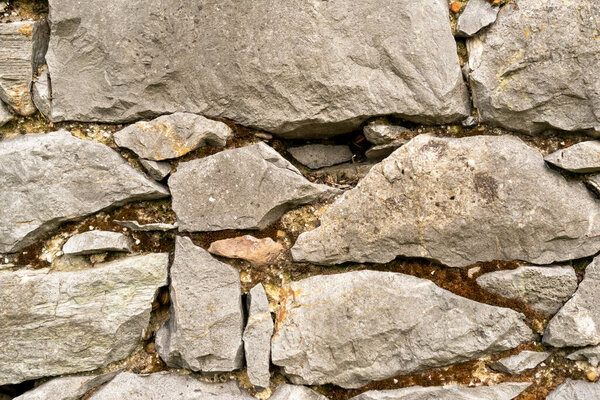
[450,2,462,14]
[17,22,33,37]
[6,84,35,115]
[135,120,193,159]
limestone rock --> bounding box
[270,384,328,400]
[468,0,600,134]
[546,379,600,400]
[87,371,254,400]
[32,66,51,117]
[586,174,600,195]
[363,120,409,145]
[350,383,532,400]
[243,284,273,390]
[156,236,244,372]
[62,230,132,255]
[169,142,340,232]
[46,0,469,136]
[115,220,178,232]
[545,141,600,173]
[113,113,231,161]
[456,0,500,37]
[365,139,408,161]
[289,144,353,169]
[139,159,171,181]
[208,235,283,265]
[271,270,533,388]
[568,345,600,367]
[14,372,117,400]
[489,351,550,375]
[0,253,169,385]
[0,131,169,253]
[0,99,13,126]
[476,266,578,315]
[292,135,600,268]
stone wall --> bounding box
[1,0,600,399]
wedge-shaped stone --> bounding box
[62,230,132,255]
[568,345,600,367]
[456,0,499,37]
[270,384,328,400]
[545,141,600,173]
[271,270,534,388]
[208,235,283,265]
[288,144,353,169]
[139,159,171,181]
[115,220,178,232]
[292,135,600,267]
[156,236,244,372]
[14,372,117,400]
[468,0,600,134]
[243,284,273,390]
[169,143,340,231]
[546,379,600,400]
[46,0,469,136]
[0,131,169,253]
[0,99,12,126]
[0,253,169,385]
[350,383,531,400]
[489,351,549,375]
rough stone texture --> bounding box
[545,141,600,173]
[14,373,117,400]
[456,0,499,37]
[156,236,244,372]
[468,0,600,134]
[489,351,550,375]
[271,270,533,388]
[363,120,409,145]
[139,159,171,181]
[292,135,600,268]
[586,174,600,195]
[169,142,340,232]
[365,139,408,161]
[62,230,132,255]
[243,284,273,390]
[546,379,600,400]
[270,384,328,400]
[544,255,600,347]
[0,131,169,253]
[568,345,600,367]
[476,265,578,315]
[0,253,169,385]
[87,371,254,400]
[32,66,51,117]
[113,113,231,161]
[115,220,178,231]
[0,99,13,126]
[288,144,353,169]
[46,0,469,136]
[208,235,284,265]
[350,383,532,400]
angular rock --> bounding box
[208,235,284,265]
[169,142,340,231]
[139,159,171,181]
[46,0,469,136]
[544,255,600,347]
[545,141,600,173]
[270,384,328,400]
[14,372,117,400]
[0,99,13,127]
[586,174,600,195]
[363,120,409,145]
[113,113,231,161]
[62,230,132,255]
[292,135,600,267]
[289,144,353,169]
[568,345,600,367]
[32,66,51,117]
[476,265,578,315]
[243,284,273,390]
[546,379,600,400]
[115,220,178,232]
[87,371,253,400]
[350,383,532,400]
[468,0,600,134]
[0,253,169,385]
[365,139,408,161]
[489,351,549,375]
[156,236,244,372]
[456,0,500,37]
[271,270,533,388]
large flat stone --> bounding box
[292,135,600,267]
[0,131,169,253]
[546,379,600,400]
[350,383,531,400]
[243,283,273,390]
[0,253,169,385]
[271,270,533,388]
[14,373,117,400]
[46,0,469,136]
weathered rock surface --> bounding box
[87,371,254,400]
[270,384,328,400]
[476,265,578,315]
[568,345,600,367]
[490,351,549,375]
[350,383,532,400]
[271,270,533,388]
[32,66,51,117]
[468,0,600,134]
[14,372,117,400]
[0,131,169,253]
[289,144,353,169]
[545,141,600,173]
[170,142,340,231]
[0,99,12,126]
[243,284,273,390]
[113,113,231,161]
[544,255,600,347]
[115,220,178,231]
[456,0,499,37]
[363,120,409,145]
[156,236,244,372]
[62,230,132,255]
[208,235,283,265]
[365,139,408,161]
[292,135,600,267]
[546,379,600,400]
[46,0,469,136]
[139,159,171,181]
[0,253,169,385]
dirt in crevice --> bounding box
[0,0,48,23]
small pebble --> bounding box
[587,370,598,382]
[135,239,141,245]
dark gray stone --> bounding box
[545,141,600,173]
[456,0,500,37]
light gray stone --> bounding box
[545,141,600,173]
[87,371,254,400]
[568,345,600,367]
[456,0,500,37]
[363,120,409,145]
[113,113,231,161]
[46,0,469,136]
[288,144,353,169]
[62,230,132,255]
[139,159,171,181]
[350,383,532,400]
[0,99,13,126]
[32,66,51,117]
[156,236,244,372]
[271,270,533,388]
[468,0,600,134]
[243,284,273,390]
[270,384,328,400]
[586,174,600,195]
[0,131,169,253]
[115,220,178,232]
[14,372,118,400]
[546,379,600,400]
[292,135,600,268]
[476,265,578,315]
[0,253,169,385]
[489,351,550,375]
[169,142,340,232]
[365,139,408,161]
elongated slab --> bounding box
[350,383,531,400]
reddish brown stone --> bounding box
[208,235,284,265]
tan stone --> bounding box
[208,235,284,265]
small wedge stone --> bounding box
[288,144,353,169]
[490,351,550,375]
[62,230,132,255]
[545,141,600,173]
[208,235,283,265]
[139,159,171,181]
[350,382,532,400]
[363,120,409,145]
[456,0,500,37]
